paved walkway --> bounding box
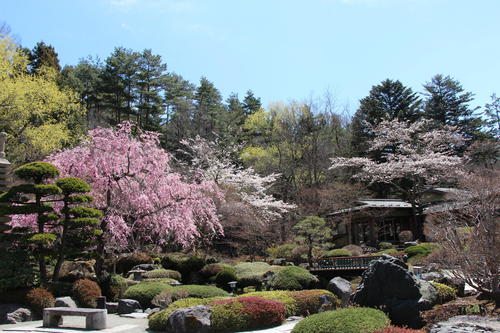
[1,315,300,333]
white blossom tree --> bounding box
[330,119,466,238]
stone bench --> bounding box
[43,307,107,330]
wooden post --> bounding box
[0,132,12,233]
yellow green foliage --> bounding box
[431,282,457,303]
[0,36,85,164]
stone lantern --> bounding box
[0,132,12,233]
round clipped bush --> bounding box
[289,289,340,316]
[243,290,298,317]
[14,162,59,183]
[323,249,352,257]
[214,267,237,288]
[100,274,128,302]
[123,281,171,308]
[234,262,282,288]
[72,279,102,308]
[116,252,153,274]
[291,307,390,333]
[268,266,318,290]
[26,287,55,317]
[378,242,393,250]
[143,269,182,281]
[210,296,285,332]
[174,284,229,299]
[431,282,457,303]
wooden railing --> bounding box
[308,253,405,272]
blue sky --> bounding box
[2,0,499,112]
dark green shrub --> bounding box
[289,289,340,316]
[143,269,181,281]
[0,250,35,293]
[160,255,205,282]
[242,291,298,317]
[270,244,298,260]
[323,249,352,257]
[404,243,438,257]
[210,296,285,332]
[72,279,102,308]
[431,282,457,303]
[268,266,319,290]
[26,287,55,317]
[116,253,153,274]
[291,307,390,333]
[200,263,232,281]
[100,274,128,302]
[123,281,171,308]
[47,281,73,297]
[234,262,282,288]
[214,267,237,289]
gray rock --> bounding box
[429,315,500,333]
[106,302,118,314]
[271,258,287,266]
[55,296,77,308]
[2,307,33,324]
[117,299,142,314]
[421,272,444,281]
[318,294,336,312]
[166,305,211,333]
[327,277,352,306]
[351,254,439,328]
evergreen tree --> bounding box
[351,79,421,157]
[423,74,484,141]
[28,41,61,73]
[193,77,225,139]
[243,90,262,115]
[483,93,499,139]
[136,49,167,131]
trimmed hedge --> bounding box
[123,282,228,308]
[242,290,297,317]
[289,289,340,316]
[323,249,352,257]
[268,266,319,290]
[72,279,101,308]
[291,307,390,333]
[431,282,457,303]
[143,269,182,281]
[210,296,285,332]
[26,288,55,317]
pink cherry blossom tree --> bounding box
[47,122,223,277]
[330,119,466,238]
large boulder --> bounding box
[351,254,438,328]
[0,304,32,324]
[55,296,77,308]
[327,277,352,306]
[118,299,142,314]
[165,305,211,333]
[429,315,500,333]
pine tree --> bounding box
[193,77,225,139]
[243,90,262,115]
[423,74,484,141]
[351,79,421,157]
[28,41,61,73]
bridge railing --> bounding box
[309,253,405,271]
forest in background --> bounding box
[1,23,499,256]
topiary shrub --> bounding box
[174,285,229,300]
[123,281,171,308]
[375,249,401,255]
[291,307,390,333]
[116,252,153,274]
[26,287,55,318]
[242,290,298,317]
[234,262,282,288]
[268,266,319,290]
[72,279,101,308]
[210,296,285,332]
[431,282,457,303]
[214,267,237,289]
[323,249,352,257]
[373,326,425,333]
[100,274,128,302]
[143,269,181,281]
[378,242,394,250]
[289,289,340,316]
